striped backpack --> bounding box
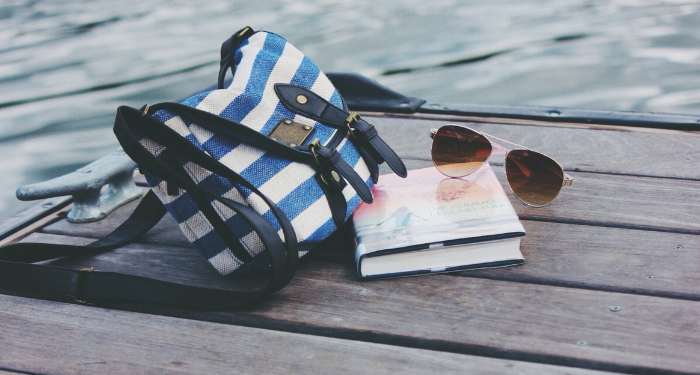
[108,27,407,307]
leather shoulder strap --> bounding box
[0,102,305,309]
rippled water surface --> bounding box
[1,0,699,218]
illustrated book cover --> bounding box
[353,165,526,279]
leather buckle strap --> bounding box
[274,83,407,178]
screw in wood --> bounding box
[674,245,683,249]
[610,306,621,312]
[645,275,654,279]
[576,341,587,346]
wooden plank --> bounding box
[405,158,700,234]
[40,199,190,248]
[42,162,700,247]
[0,196,71,242]
[24,210,700,302]
[365,115,700,180]
[12,247,699,375]
[0,296,608,375]
[167,262,700,375]
[308,220,700,302]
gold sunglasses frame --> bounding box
[429,124,573,207]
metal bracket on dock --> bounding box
[16,148,143,223]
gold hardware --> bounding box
[142,105,150,116]
[81,267,95,272]
[238,27,251,37]
[268,119,315,146]
[345,112,360,138]
[309,138,321,166]
[296,95,308,104]
[331,170,341,183]
[346,112,360,124]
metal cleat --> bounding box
[16,148,143,223]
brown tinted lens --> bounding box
[431,125,492,177]
[505,150,564,206]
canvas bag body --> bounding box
[138,30,373,276]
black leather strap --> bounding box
[314,144,373,204]
[0,101,302,309]
[274,83,408,178]
[0,95,377,308]
[140,102,373,203]
[0,191,287,309]
[115,105,298,293]
[218,26,255,89]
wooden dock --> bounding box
[0,113,698,374]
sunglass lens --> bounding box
[432,125,492,177]
[505,150,564,206]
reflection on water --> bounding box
[1,0,699,218]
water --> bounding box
[1,0,699,219]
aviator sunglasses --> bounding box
[429,125,573,207]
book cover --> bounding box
[353,165,526,279]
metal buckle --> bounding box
[309,138,322,166]
[345,112,360,138]
[142,104,150,116]
[309,138,335,186]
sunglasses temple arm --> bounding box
[482,132,529,150]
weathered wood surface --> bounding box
[42,165,700,242]
[366,115,700,180]
[25,214,700,302]
[13,237,699,375]
[3,116,700,375]
[0,196,71,241]
[0,295,611,375]
[402,158,700,234]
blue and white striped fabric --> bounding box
[139,31,373,275]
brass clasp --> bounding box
[309,138,322,166]
[345,112,360,138]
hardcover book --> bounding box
[353,165,525,279]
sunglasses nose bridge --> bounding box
[489,140,508,156]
